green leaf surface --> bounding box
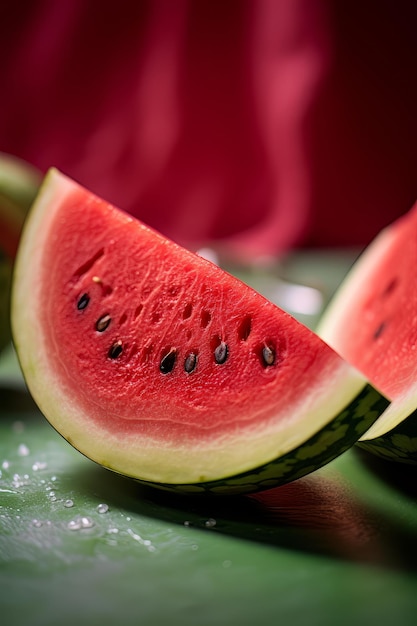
[2,255,417,626]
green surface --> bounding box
[1,253,417,626]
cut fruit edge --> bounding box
[317,219,417,444]
[133,383,389,494]
[11,169,390,491]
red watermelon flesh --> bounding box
[11,169,388,493]
[318,202,417,445]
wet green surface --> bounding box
[1,256,417,626]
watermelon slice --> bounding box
[0,152,41,259]
[11,169,388,495]
[0,153,41,353]
[318,203,417,464]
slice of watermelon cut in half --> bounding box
[11,169,389,495]
[318,203,417,464]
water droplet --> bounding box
[191,544,199,551]
[64,499,74,508]
[81,517,94,528]
[2,460,10,470]
[107,527,119,534]
[48,491,56,498]
[32,519,43,528]
[51,475,57,482]
[204,518,217,528]
[17,443,30,457]
[127,528,142,542]
[12,473,29,488]
[32,461,47,471]
[67,516,95,531]
[97,503,109,514]
[67,519,82,531]
[183,520,191,527]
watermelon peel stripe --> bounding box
[127,384,389,495]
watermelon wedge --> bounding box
[11,169,388,495]
[318,203,417,464]
[0,152,41,259]
[0,153,41,353]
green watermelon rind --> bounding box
[0,152,41,223]
[110,383,389,495]
[357,410,417,465]
[0,154,41,352]
[0,254,12,353]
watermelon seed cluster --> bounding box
[76,292,276,371]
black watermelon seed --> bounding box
[262,345,275,366]
[373,322,386,340]
[160,349,177,374]
[382,278,398,297]
[77,293,90,310]
[184,352,198,373]
[96,314,111,332]
[214,341,228,364]
[108,341,123,359]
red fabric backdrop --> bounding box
[0,1,416,261]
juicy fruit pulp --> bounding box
[318,203,417,463]
[11,169,388,494]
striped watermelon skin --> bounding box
[357,411,417,465]
[118,384,388,495]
